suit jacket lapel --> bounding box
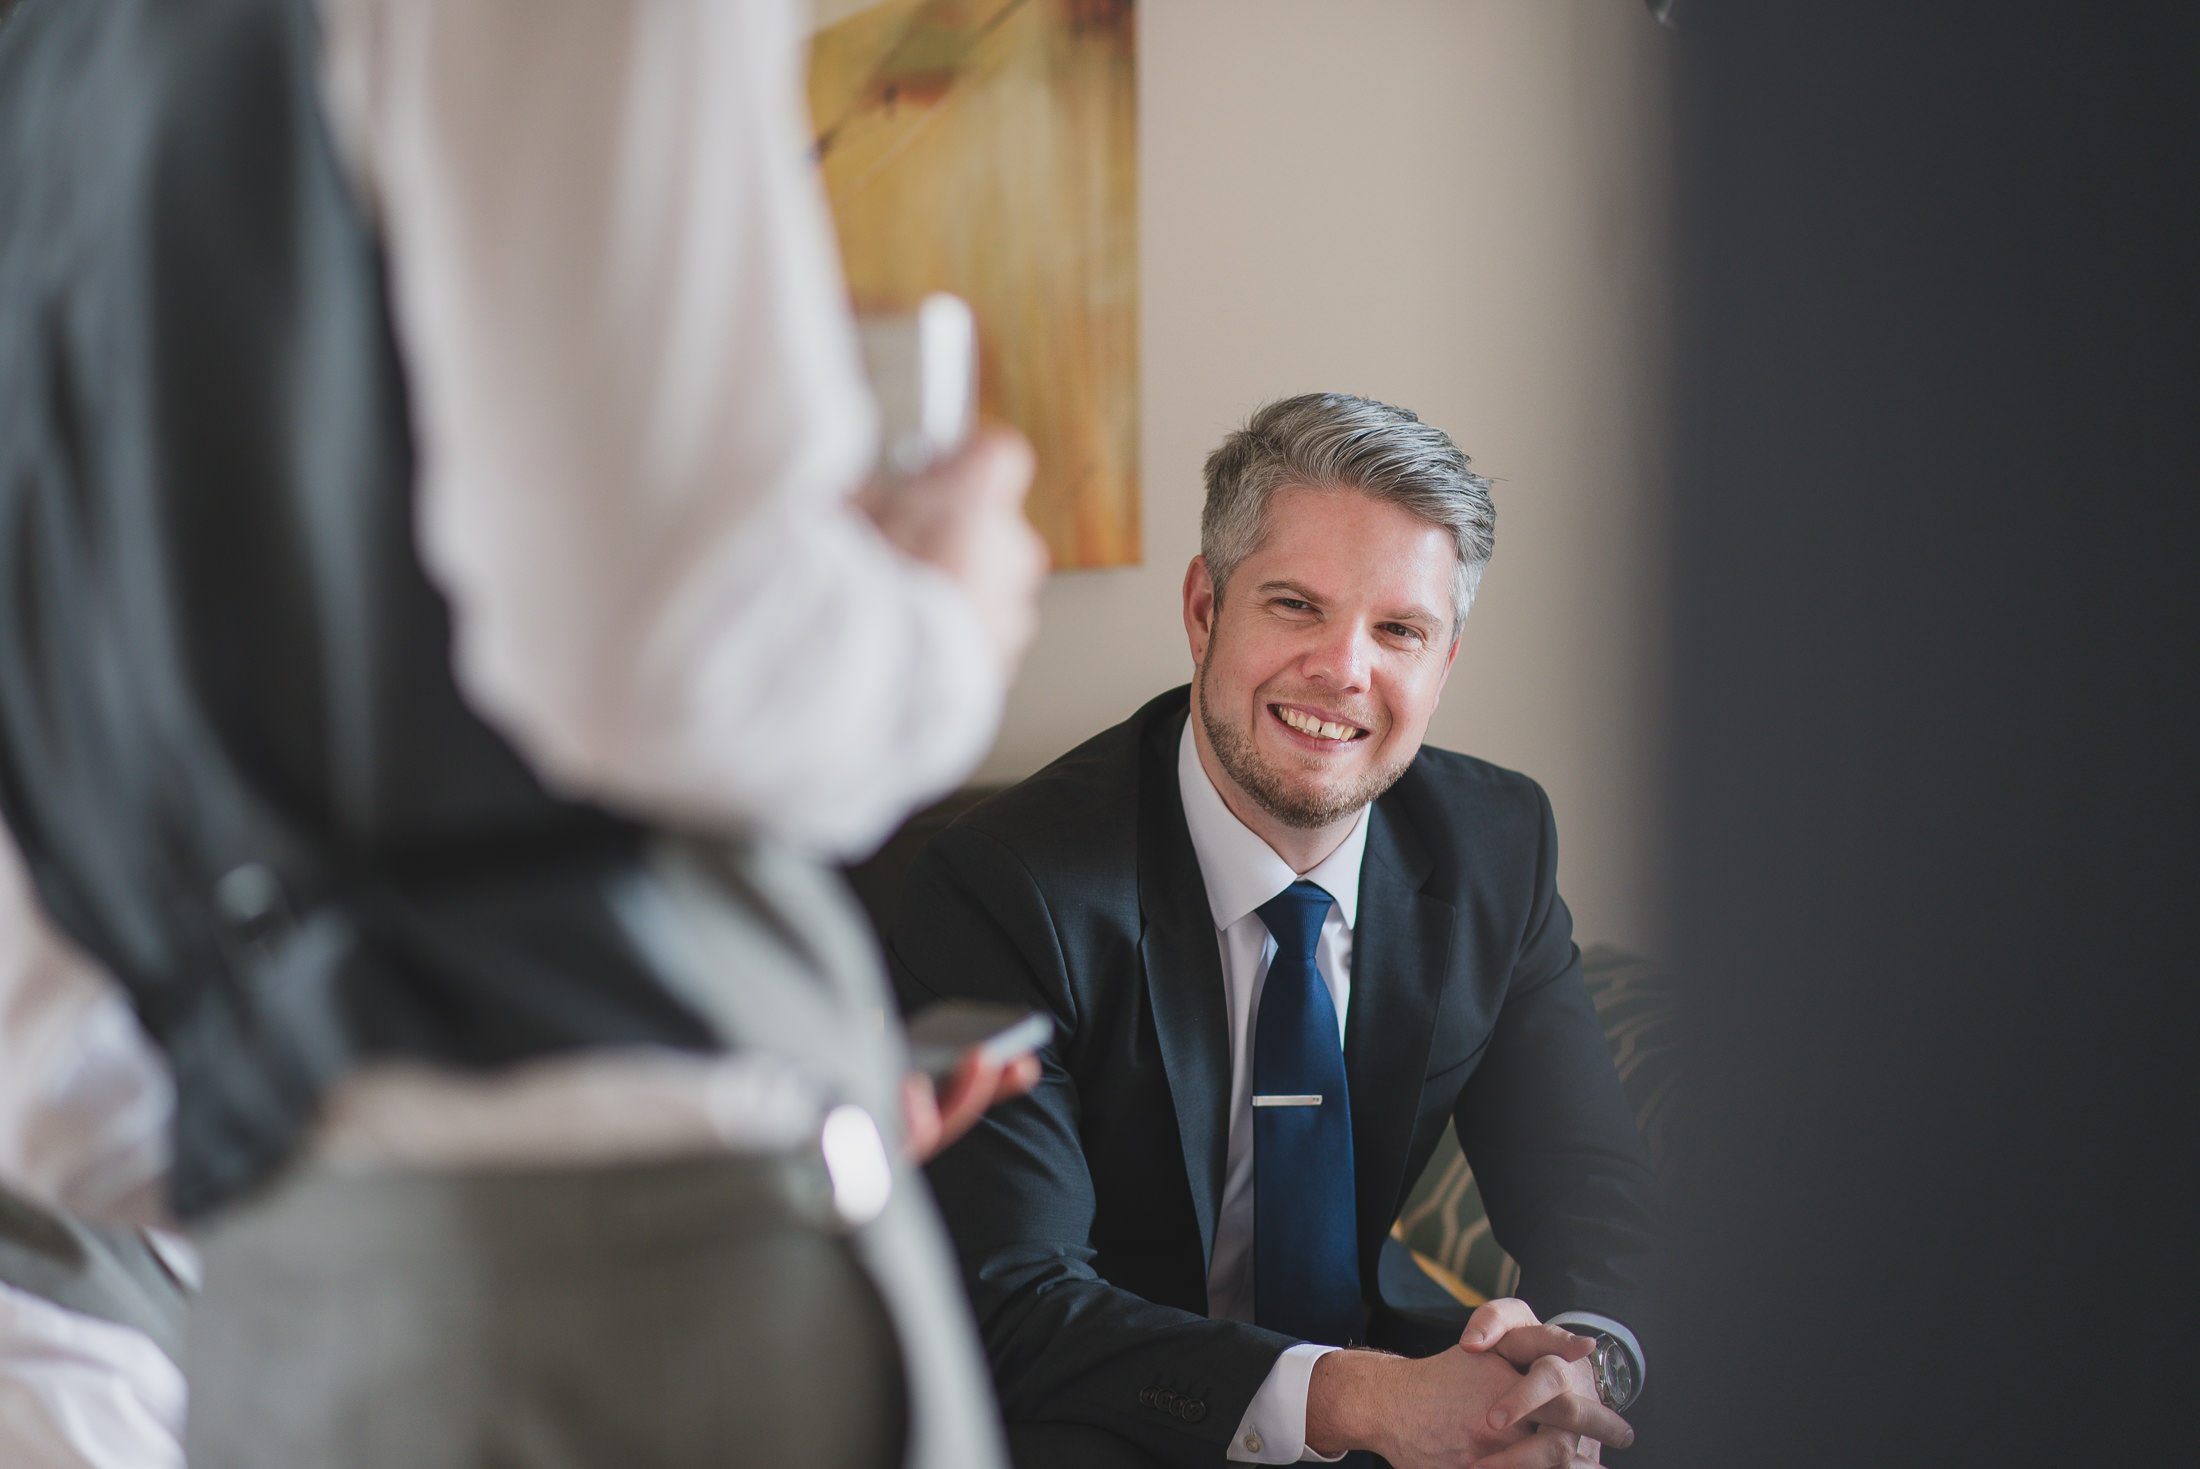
[1136,708,1232,1271]
[1346,795,1455,1284]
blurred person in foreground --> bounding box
[0,1,1046,1466]
[890,395,1658,1469]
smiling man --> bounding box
[890,394,1659,1469]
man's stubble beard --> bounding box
[1197,651,1414,832]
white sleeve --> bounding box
[0,1282,185,1469]
[318,0,1004,859]
[0,827,172,1229]
[1227,1343,1346,1463]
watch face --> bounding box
[1603,1339,1638,1409]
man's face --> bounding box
[1186,484,1461,831]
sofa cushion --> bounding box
[1391,943,1675,1304]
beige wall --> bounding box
[974,1,1675,950]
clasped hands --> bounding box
[897,1047,1630,1467]
[1306,1297,1636,1469]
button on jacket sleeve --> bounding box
[318,0,1004,858]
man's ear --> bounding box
[1183,556,1216,667]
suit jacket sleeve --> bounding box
[890,822,1292,1467]
[1449,782,1661,1357]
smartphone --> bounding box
[904,1000,1052,1087]
[856,292,977,480]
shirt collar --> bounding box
[1177,714,1369,933]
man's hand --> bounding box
[1303,1298,1633,1469]
[901,1047,1042,1163]
[860,427,1048,672]
[1307,1346,1528,1467]
[1457,1298,1632,1469]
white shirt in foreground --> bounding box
[0,1282,183,1469]
[1,0,1014,1224]
[0,831,171,1231]
[1177,722,1642,1463]
[0,830,187,1469]
[318,0,1003,860]
[2,3,1009,1463]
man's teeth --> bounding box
[1276,707,1362,742]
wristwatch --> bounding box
[1573,1327,1640,1413]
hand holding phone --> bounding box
[900,1001,1051,1163]
[905,1000,1053,1086]
[857,293,977,480]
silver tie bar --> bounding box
[1250,1094,1323,1107]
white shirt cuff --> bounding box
[1546,1311,1646,1396]
[1227,1342,1345,1463]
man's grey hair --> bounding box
[1200,393,1495,635]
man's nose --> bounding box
[1300,620,1372,691]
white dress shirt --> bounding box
[1178,722,1643,1464]
[1177,721,1365,1465]
[0,831,187,1469]
[0,1282,184,1469]
[0,833,171,1233]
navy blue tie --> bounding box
[1252,880,1360,1347]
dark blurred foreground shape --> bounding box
[1659,3,2198,1465]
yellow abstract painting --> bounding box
[810,0,1140,569]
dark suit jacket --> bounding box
[890,688,1657,1467]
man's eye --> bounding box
[1273,598,1313,612]
[1382,623,1427,644]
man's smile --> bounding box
[1270,703,1371,745]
